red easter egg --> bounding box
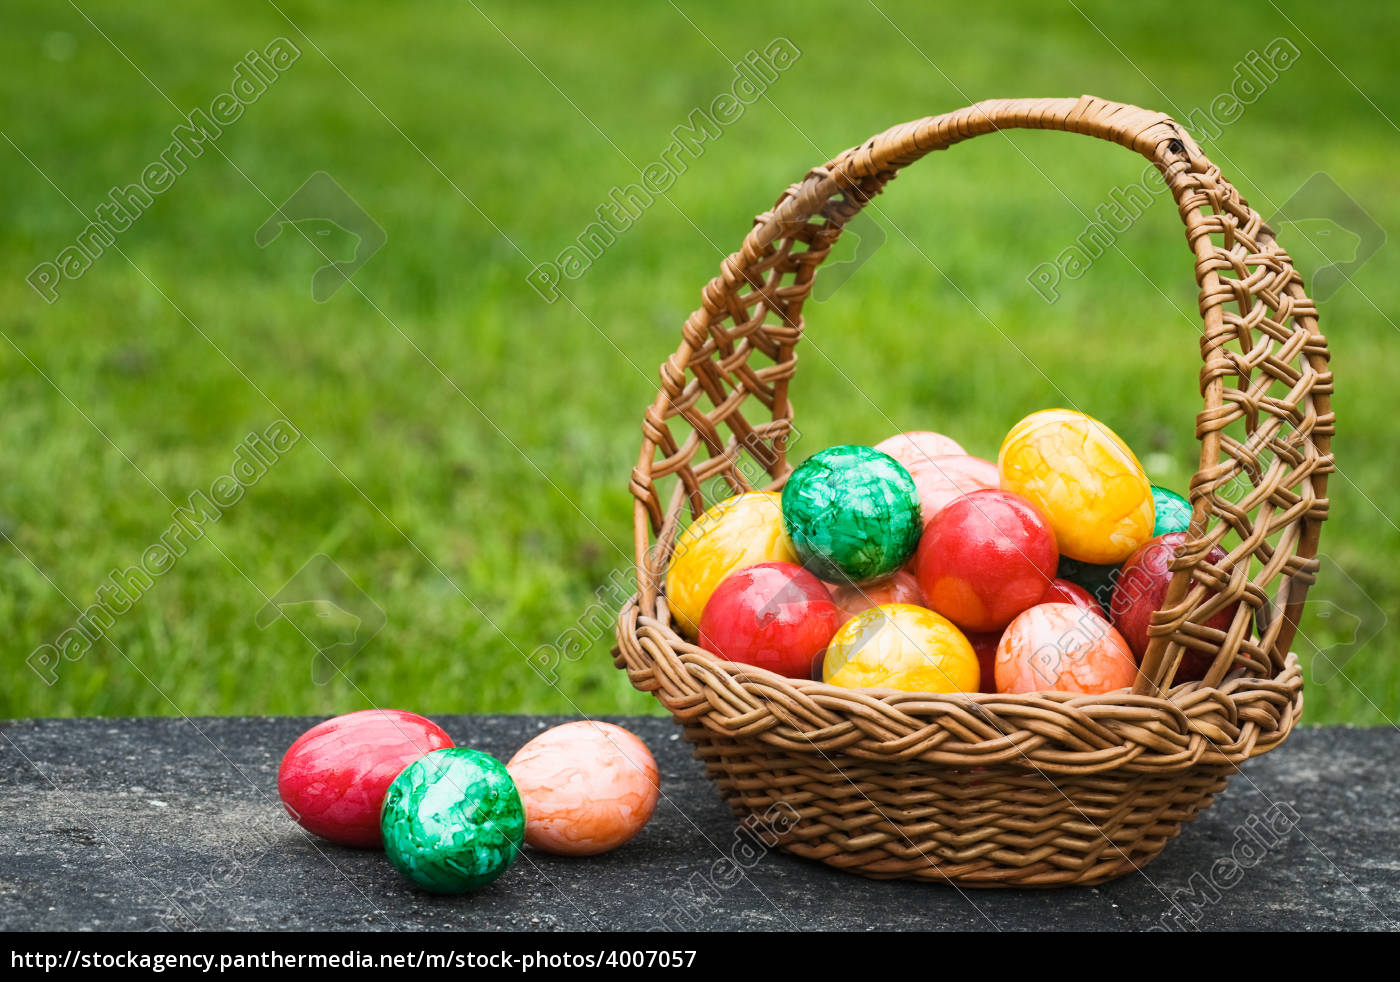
[1040,578,1102,615]
[995,603,1138,694]
[915,489,1059,633]
[827,570,926,625]
[1110,532,1241,683]
[278,709,454,848]
[699,562,843,680]
[966,631,1002,693]
[901,454,1001,526]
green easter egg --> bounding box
[380,748,525,893]
[1151,485,1192,536]
[1057,555,1121,612]
[781,445,922,584]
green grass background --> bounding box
[1,0,1395,723]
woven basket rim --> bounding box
[618,593,1303,775]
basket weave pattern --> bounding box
[615,96,1332,885]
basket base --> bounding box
[683,722,1231,888]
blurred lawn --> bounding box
[1,0,1396,723]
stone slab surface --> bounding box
[1,716,1395,931]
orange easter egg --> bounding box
[994,603,1138,694]
[507,721,660,857]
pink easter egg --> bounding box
[874,431,967,469]
[507,721,660,856]
[827,570,927,627]
[902,454,1002,526]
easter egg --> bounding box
[915,489,1059,633]
[828,569,926,625]
[1040,577,1102,614]
[699,562,843,679]
[665,491,796,636]
[994,603,1138,695]
[781,446,922,583]
[1110,532,1242,683]
[1057,556,1122,612]
[901,454,1002,525]
[507,721,660,857]
[822,603,979,693]
[380,748,525,893]
[1151,485,1193,536]
[873,430,967,468]
[966,631,1002,693]
[277,709,454,848]
[998,409,1153,564]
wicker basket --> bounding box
[614,95,1332,886]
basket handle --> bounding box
[631,95,1333,696]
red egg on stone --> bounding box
[1040,578,1102,615]
[995,603,1138,695]
[1110,532,1241,683]
[915,489,1059,633]
[278,709,454,848]
[699,562,844,680]
[827,570,927,625]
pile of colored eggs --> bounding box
[277,710,660,893]
[670,408,1238,697]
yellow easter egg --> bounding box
[998,410,1154,564]
[664,492,796,636]
[822,603,979,693]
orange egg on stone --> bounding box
[506,721,660,857]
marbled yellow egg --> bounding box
[664,492,795,636]
[822,603,979,693]
[998,409,1153,564]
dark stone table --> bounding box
[1,717,1395,932]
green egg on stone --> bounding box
[380,748,525,894]
[781,445,922,584]
[1151,485,1192,536]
